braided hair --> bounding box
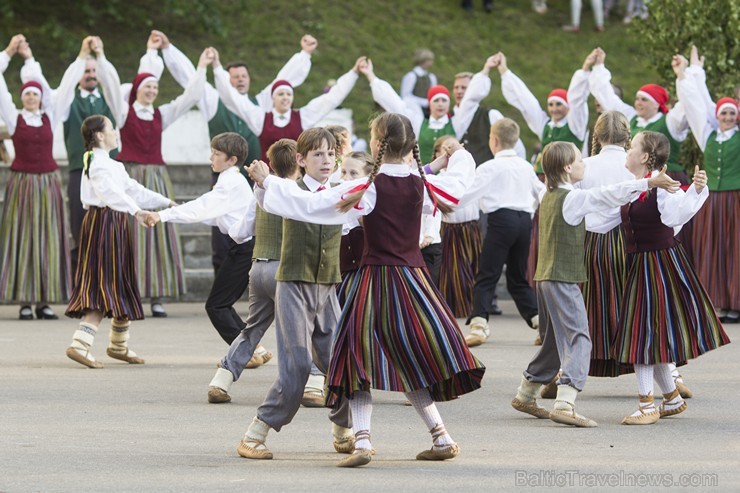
[80,115,107,178]
[636,131,669,173]
[591,110,631,156]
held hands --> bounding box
[594,47,606,65]
[198,47,216,68]
[495,52,507,74]
[147,32,163,51]
[482,54,500,76]
[358,57,374,81]
[5,34,26,57]
[135,210,155,228]
[583,49,599,71]
[352,56,369,75]
[690,45,704,68]
[18,40,32,60]
[247,160,271,187]
[150,30,170,49]
[442,139,464,156]
[646,165,680,193]
[420,236,434,249]
[211,47,221,68]
[671,54,688,78]
[301,34,318,54]
[89,36,104,57]
[692,165,707,193]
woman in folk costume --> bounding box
[360,59,455,165]
[65,115,174,368]
[248,112,485,467]
[99,33,209,317]
[497,50,591,293]
[213,49,364,163]
[613,131,729,425]
[676,47,740,325]
[0,35,83,320]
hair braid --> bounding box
[336,138,388,213]
[413,144,453,215]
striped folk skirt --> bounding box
[690,190,740,312]
[125,164,185,299]
[66,206,144,320]
[611,243,730,365]
[582,226,633,377]
[325,265,485,408]
[439,220,481,318]
[0,171,71,303]
[337,269,357,307]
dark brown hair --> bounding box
[80,115,108,177]
[635,131,669,172]
[542,141,578,191]
[211,132,249,166]
[266,139,298,178]
[296,128,336,157]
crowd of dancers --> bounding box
[0,30,736,466]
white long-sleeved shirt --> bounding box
[400,66,438,109]
[676,72,737,151]
[629,176,709,235]
[588,63,689,141]
[257,149,476,225]
[158,166,254,237]
[501,68,589,143]
[162,43,312,120]
[81,147,171,214]
[0,52,84,134]
[215,65,358,136]
[458,149,545,215]
[420,210,442,245]
[558,179,649,226]
[452,72,526,159]
[97,49,206,131]
[577,145,635,233]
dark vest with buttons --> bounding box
[116,106,165,165]
[461,106,494,166]
[64,88,117,171]
[340,225,365,273]
[11,114,57,173]
[620,191,675,254]
[703,131,740,191]
[275,178,342,284]
[362,173,426,268]
[209,99,260,180]
[259,110,303,163]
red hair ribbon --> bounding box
[340,182,370,210]
[424,181,459,215]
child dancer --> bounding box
[206,139,301,404]
[435,136,483,318]
[511,141,678,427]
[249,112,485,467]
[676,48,740,325]
[98,33,210,317]
[0,35,81,320]
[65,115,174,368]
[613,131,730,425]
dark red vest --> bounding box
[362,173,426,267]
[340,225,365,273]
[620,191,676,253]
[259,110,302,162]
[11,114,58,173]
[116,106,165,165]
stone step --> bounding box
[182,268,215,302]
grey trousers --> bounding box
[220,261,279,380]
[524,281,592,391]
[257,280,351,432]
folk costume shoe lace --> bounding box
[416,424,460,461]
[549,385,598,428]
[465,317,490,347]
[511,397,551,419]
[621,394,660,425]
[337,431,373,468]
[659,389,687,418]
[237,438,273,460]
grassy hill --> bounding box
[2,0,658,151]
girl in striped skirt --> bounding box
[249,112,485,467]
[676,48,740,325]
[65,115,174,368]
[614,131,730,425]
[96,33,209,317]
[436,136,482,318]
[0,35,82,320]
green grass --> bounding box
[2,0,656,151]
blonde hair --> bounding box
[591,110,631,155]
[337,113,452,214]
[491,118,520,150]
[325,124,351,155]
[343,151,374,176]
[413,48,434,66]
[542,141,578,191]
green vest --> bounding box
[253,204,283,261]
[703,131,740,191]
[534,188,587,283]
[535,120,584,174]
[630,115,682,173]
[461,106,494,166]
[63,88,116,171]
[418,119,456,165]
[275,178,342,284]
[208,99,261,180]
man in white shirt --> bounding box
[459,119,545,347]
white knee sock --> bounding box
[244,417,271,450]
[349,391,373,450]
[70,322,99,362]
[653,363,676,394]
[405,389,453,447]
[210,368,234,392]
[515,377,543,403]
[634,364,654,396]
[108,319,138,357]
[668,362,680,379]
